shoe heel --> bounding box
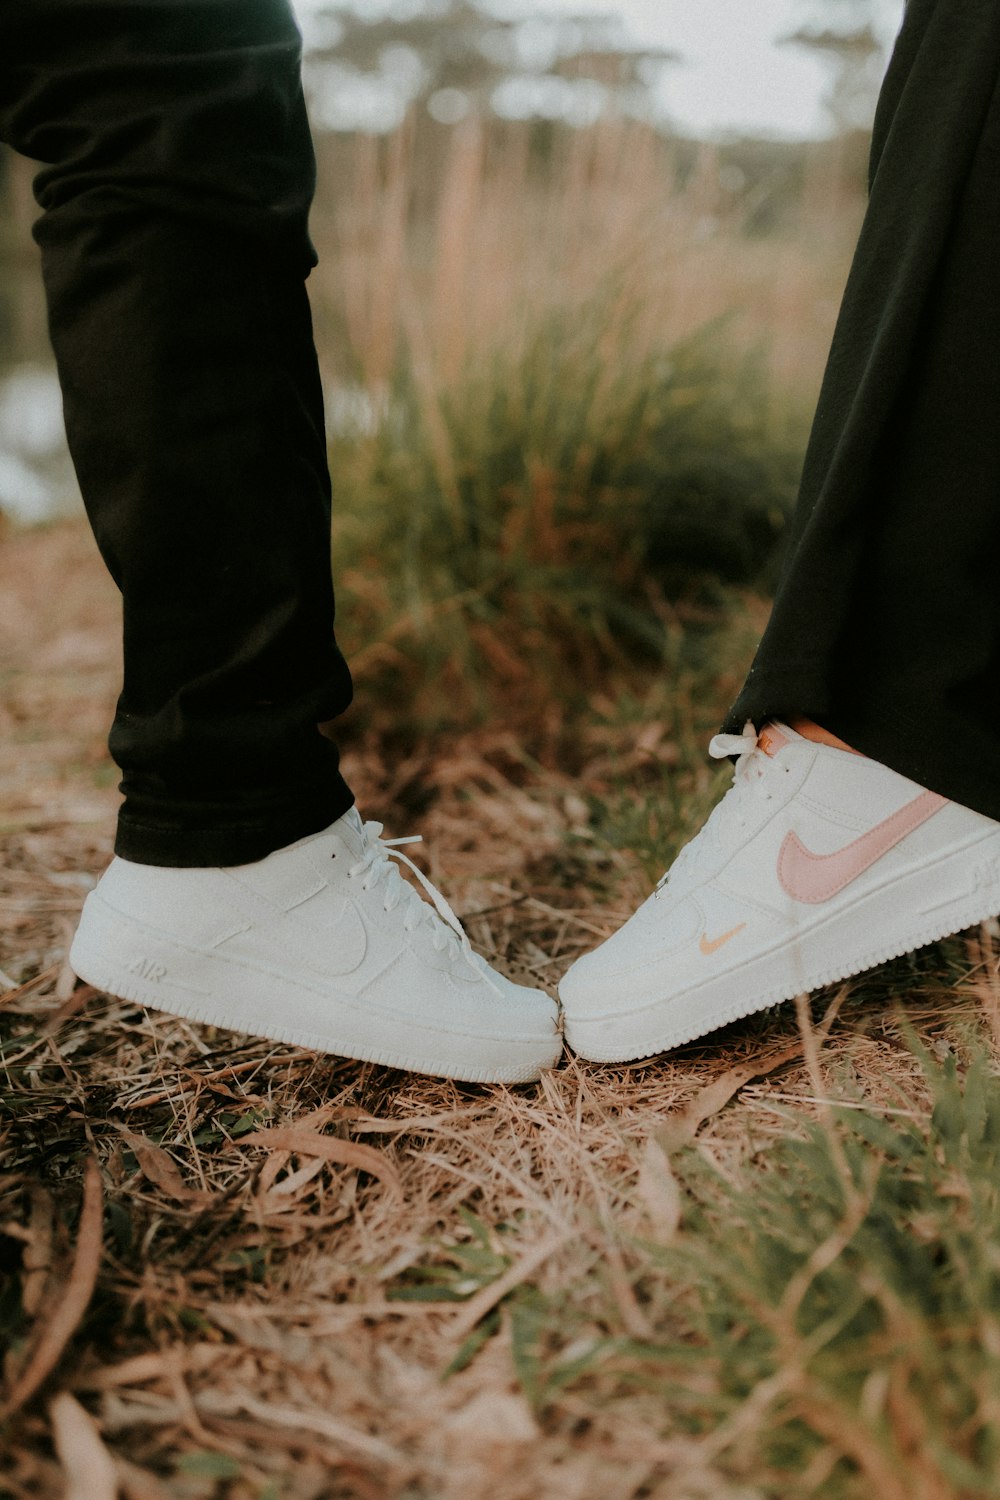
[70,892,212,1012]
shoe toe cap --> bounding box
[559,896,702,1014]
[469,952,559,1033]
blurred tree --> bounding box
[301,0,677,130]
[781,0,896,133]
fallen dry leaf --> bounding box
[21,1184,55,1316]
[2,1157,104,1418]
[443,1388,538,1447]
[114,1126,212,1208]
[664,1041,805,1144]
[636,1134,683,1242]
[79,1344,225,1392]
[200,1388,402,1466]
[114,1457,171,1500]
[238,1126,402,1196]
[49,1391,118,1500]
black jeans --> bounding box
[0,0,355,866]
[725,0,1000,822]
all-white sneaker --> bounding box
[559,722,1000,1062]
[70,809,561,1083]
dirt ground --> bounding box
[2,520,996,1500]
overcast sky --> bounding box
[294,0,907,138]
[499,0,905,135]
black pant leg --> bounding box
[0,0,354,866]
[724,0,1000,821]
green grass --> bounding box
[388,1030,1000,1499]
[330,310,806,739]
[633,1039,1000,1496]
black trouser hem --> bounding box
[724,671,999,824]
[113,775,355,868]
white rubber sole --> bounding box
[562,830,1000,1063]
[70,892,561,1084]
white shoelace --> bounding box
[656,721,787,895]
[347,822,498,988]
[707,722,760,761]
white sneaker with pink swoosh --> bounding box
[559,721,1000,1062]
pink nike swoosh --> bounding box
[778,789,948,905]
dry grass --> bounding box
[3,116,997,1500]
[310,119,863,405]
[4,522,1000,1500]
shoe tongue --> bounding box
[333,805,366,856]
[757,723,793,758]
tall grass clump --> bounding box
[330,313,803,733]
[385,1033,1000,1498]
[639,1043,1000,1496]
[617,1037,1000,1498]
[312,116,863,734]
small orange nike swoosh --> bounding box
[778,789,947,905]
[699,923,746,955]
